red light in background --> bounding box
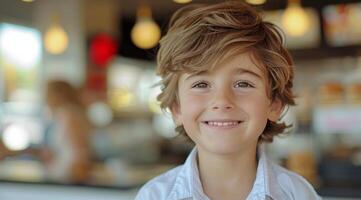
[89,34,117,68]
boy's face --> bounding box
[172,52,283,155]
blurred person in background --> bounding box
[44,80,92,184]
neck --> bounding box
[197,146,258,200]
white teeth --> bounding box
[207,121,240,127]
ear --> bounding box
[268,98,284,122]
[170,102,182,126]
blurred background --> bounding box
[0,0,361,199]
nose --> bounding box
[211,88,234,111]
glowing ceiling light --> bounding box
[22,0,35,2]
[131,5,161,49]
[2,124,31,151]
[173,0,192,4]
[245,0,266,5]
[44,23,68,54]
[44,14,68,55]
[282,1,310,37]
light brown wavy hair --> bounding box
[156,1,296,143]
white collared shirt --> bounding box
[135,146,322,200]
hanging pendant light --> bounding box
[44,14,69,54]
[173,0,192,4]
[282,0,310,37]
[245,0,266,6]
[131,4,161,49]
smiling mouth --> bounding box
[203,120,242,127]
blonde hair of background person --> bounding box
[45,80,92,184]
[135,1,321,200]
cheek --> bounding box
[179,94,207,119]
[237,93,271,119]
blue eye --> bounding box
[235,81,254,88]
[192,81,209,88]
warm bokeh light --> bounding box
[2,124,31,151]
[173,0,192,4]
[87,102,113,127]
[22,0,35,2]
[116,90,134,107]
[131,19,161,49]
[282,3,310,37]
[44,24,68,54]
[245,0,266,5]
[108,89,135,110]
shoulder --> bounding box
[270,162,321,200]
[134,165,183,200]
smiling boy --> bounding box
[135,1,321,200]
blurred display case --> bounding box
[323,3,361,47]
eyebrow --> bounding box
[235,68,262,80]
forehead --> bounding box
[180,51,267,81]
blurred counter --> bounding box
[0,157,174,187]
[0,180,138,200]
[318,187,361,199]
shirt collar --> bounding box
[259,144,285,200]
[168,145,284,200]
[169,147,211,200]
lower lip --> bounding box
[202,122,242,130]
